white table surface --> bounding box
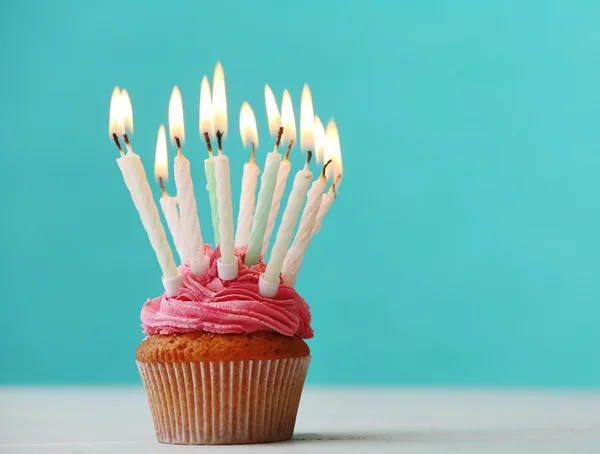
[1,387,600,453]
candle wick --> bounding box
[331,173,341,195]
[275,126,284,150]
[303,150,313,170]
[322,158,332,179]
[203,132,213,157]
[174,136,182,156]
[122,134,133,154]
[216,131,223,155]
[112,133,124,156]
[250,142,255,163]
[158,177,167,196]
[284,139,294,160]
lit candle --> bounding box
[169,86,209,275]
[259,85,314,296]
[281,162,330,287]
[313,119,343,234]
[109,88,181,296]
[235,102,260,247]
[212,62,237,279]
[199,75,219,245]
[154,125,182,261]
[260,88,296,257]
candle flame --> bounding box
[109,86,124,137]
[300,84,315,152]
[154,125,168,181]
[168,86,185,144]
[120,89,134,134]
[314,115,326,164]
[264,84,281,136]
[199,76,214,137]
[280,89,296,149]
[239,102,259,148]
[212,61,228,137]
[325,119,343,185]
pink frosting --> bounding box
[140,246,313,338]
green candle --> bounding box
[245,130,283,266]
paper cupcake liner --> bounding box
[137,356,311,445]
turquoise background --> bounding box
[1,0,600,386]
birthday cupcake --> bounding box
[108,61,343,445]
[136,246,313,445]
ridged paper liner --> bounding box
[137,356,310,445]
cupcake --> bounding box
[107,67,343,445]
[136,246,313,445]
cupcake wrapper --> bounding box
[137,356,310,445]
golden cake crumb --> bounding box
[136,331,310,363]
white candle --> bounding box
[174,154,205,267]
[235,158,260,247]
[236,102,260,247]
[263,161,312,283]
[312,189,334,235]
[313,119,343,235]
[281,172,327,286]
[117,151,178,280]
[169,86,208,274]
[155,124,182,261]
[159,193,181,260]
[110,87,181,296]
[214,155,236,265]
[204,157,219,245]
[261,158,291,256]
[199,75,220,245]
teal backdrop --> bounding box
[1,0,600,386]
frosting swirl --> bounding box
[141,246,313,338]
